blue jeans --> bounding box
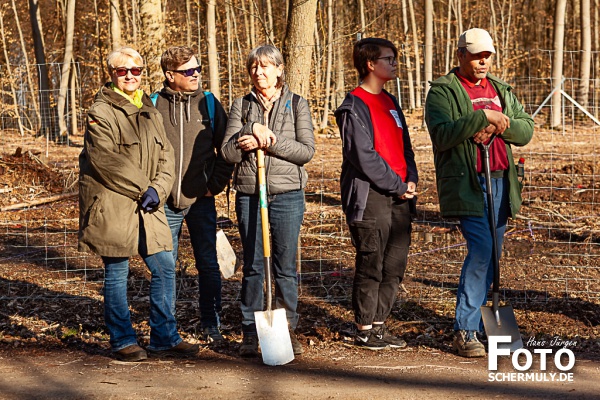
[165,197,222,328]
[236,190,305,335]
[455,176,509,332]
[102,222,182,351]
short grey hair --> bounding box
[246,45,285,88]
[106,47,144,71]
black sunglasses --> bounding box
[114,67,143,77]
[172,66,201,77]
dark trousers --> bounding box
[349,188,412,326]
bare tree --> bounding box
[109,0,122,50]
[551,0,567,128]
[57,0,75,141]
[206,0,220,99]
[408,0,421,108]
[0,6,25,136]
[283,0,318,98]
[424,0,433,102]
[12,0,39,131]
[320,0,333,129]
[28,0,54,138]
[579,0,591,109]
[139,0,165,91]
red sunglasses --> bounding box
[113,67,143,77]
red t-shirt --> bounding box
[352,86,407,181]
[456,72,509,173]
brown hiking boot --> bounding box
[453,330,486,358]
[148,341,199,358]
[114,344,147,362]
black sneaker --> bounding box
[354,329,389,350]
[453,330,486,358]
[239,334,259,358]
[289,329,303,355]
[203,326,225,344]
[372,324,407,348]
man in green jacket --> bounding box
[425,28,533,358]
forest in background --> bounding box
[1,0,600,139]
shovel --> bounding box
[479,136,523,353]
[253,149,295,366]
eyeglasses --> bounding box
[376,56,398,65]
[113,67,143,77]
[172,66,201,77]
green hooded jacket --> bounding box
[78,84,175,257]
[425,69,534,218]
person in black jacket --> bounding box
[154,46,233,344]
[334,38,418,350]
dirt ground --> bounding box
[1,115,600,398]
[1,344,599,400]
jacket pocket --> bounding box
[349,219,378,252]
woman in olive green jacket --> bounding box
[78,47,198,362]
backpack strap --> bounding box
[150,92,159,106]
[204,91,215,131]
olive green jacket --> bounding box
[78,84,175,257]
[425,69,534,218]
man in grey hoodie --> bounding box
[154,46,233,344]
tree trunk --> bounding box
[551,0,567,128]
[28,0,55,139]
[401,0,415,111]
[226,2,233,109]
[579,0,591,109]
[57,0,75,141]
[283,0,318,98]
[109,0,122,50]
[185,0,192,48]
[424,0,433,102]
[266,0,274,42]
[0,8,25,136]
[139,0,165,91]
[206,0,220,99]
[320,0,333,129]
[408,0,421,108]
[357,0,365,34]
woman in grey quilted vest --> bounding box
[221,45,315,358]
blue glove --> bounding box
[140,187,159,211]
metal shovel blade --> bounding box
[254,308,294,366]
[216,229,237,279]
[481,304,523,352]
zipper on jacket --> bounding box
[176,99,184,206]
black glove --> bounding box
[140,187,159,211]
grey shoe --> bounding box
[453,330,486,358]
[239,335,259,358]
[372,324,407,348]
[354,329,389,350]
[289,329,303,355]
[203,326,225,344]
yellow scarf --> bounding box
[111,83,144,109]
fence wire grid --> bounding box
[1,52,600,309]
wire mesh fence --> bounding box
[1,51,599,309]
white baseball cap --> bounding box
[458,28,496,54]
